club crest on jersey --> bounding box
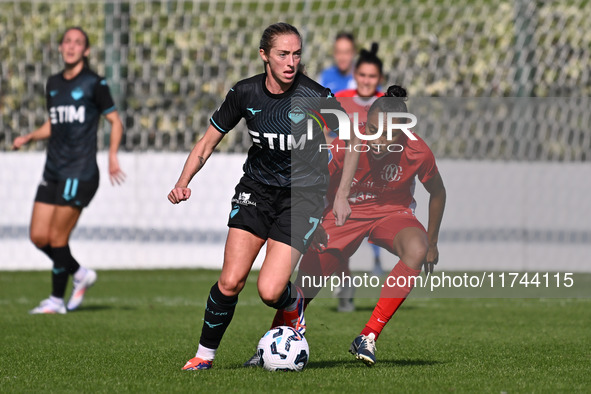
[71,87,84,100]
[288,106,305,124]
[381,164,403,182]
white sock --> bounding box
[49,295,64,305]
[74,266,88,282]
[367,333,376,340]
[195,344,217,361]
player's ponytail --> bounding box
[370,42,379,56]
[369,85,409,114]
[385,85,407,100]
[355,42,383,75]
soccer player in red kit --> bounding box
[331,43,386,311]
[269,85,446,367]
[334,42,384,114]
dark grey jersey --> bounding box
[210,72,341,191]
[43,68,115,182]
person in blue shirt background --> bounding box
[318,32,357,94]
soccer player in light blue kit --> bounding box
[13,27,125,314]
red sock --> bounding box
[361,260,421,340]
[270,309,283,329]
[270,293,314,329]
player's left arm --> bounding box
[103,110,126,185]
[95,77,125,186]
[422,171,446,273]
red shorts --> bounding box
[325,208,425,256]
[299,208,425,277]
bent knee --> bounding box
[258,286,284,306]
[30,231,49,248]
[218,277,245,297]
[400,239,428,266]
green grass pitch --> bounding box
[1,269,590,392]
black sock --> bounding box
[265,281,297,310]
[199,282,238,350]
[50,245,80,298]
[37,244,53,260]
[50,259,69,299]
[52,245,80,275]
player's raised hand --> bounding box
[332,195,352,226]
[168,186,191,204]
[424,243,439,274]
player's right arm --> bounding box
[12,120,51,150]
[422,171,446,273]
[168,124,224,204]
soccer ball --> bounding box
[256,326,309,372]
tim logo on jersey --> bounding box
[248,106,319,151]
[49,105,85,124]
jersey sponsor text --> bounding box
[49,105,85,124]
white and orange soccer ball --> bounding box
[256,326,309,372]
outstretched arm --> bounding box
[104,111,126,185]
[168,124,225,204]
[422,172,446,273]
[12,120,51,150]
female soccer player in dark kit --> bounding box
[12,27,125,314]
[168,22,359,370]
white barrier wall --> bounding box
[0,152,250,270]
[1,152,590,271]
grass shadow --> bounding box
[72,304,134,312]
[325,304,419,313]
[307,358,441,369]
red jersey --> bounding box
[335,90,384,134]
[326,134,438,219]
